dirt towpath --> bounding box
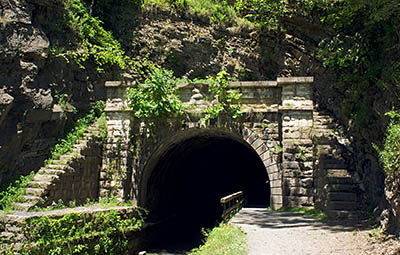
[230,207,391,255]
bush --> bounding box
[234,0,286,28]
[126,67,185,118]
[18,209,145,255]
[376,111,400,174]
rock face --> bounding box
[128,8,326,80]
[0,0,106,186]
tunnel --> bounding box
[140,130,271,251]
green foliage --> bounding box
[126,67,185,118]
[47,101,105,163]
[18,209,145,255]
[143,0,238,24]
[368,226,385,241]
[318,0,400,128]
[274,144,283,154]
[319,32,368,71]
[57,0,130,72]
[167,0,188,10]
[375,111,400,174]
[0,172,35,213]
[234,0,286,28]
[298,146,307,162]
[201,71,243,125]
[55,93,77,113]
[189,224,247,255]
[141,0,337,28]
[202,0,236,24]
[97,114,108,141]
[30,196,134,212]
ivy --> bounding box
[200,71,243,125]
[16,209,146,255]
[52,0,130,72]
[375,111,400,174]
[126,67,185,118]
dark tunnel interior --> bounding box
[144,134,270,251]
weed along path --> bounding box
[230,208,374,255]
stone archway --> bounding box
[134,128,272,247]
[138,129,275,215]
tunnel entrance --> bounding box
[142,131,271,252]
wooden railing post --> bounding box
[220,191,245,219]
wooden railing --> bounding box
[220,191,245,219]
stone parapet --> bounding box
[104,81,136,112]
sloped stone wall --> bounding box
[43,136,102,206]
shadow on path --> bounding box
[231,207,372,233]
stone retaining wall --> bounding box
[11,123,104,211]
[43,135,102,206]
[0,206,147,253]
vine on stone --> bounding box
[126,67,185,118]
[200,71,243,125]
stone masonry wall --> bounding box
[43,135,103,206]
[279,77,314,206]
[101,82,135,200]
[102,77,314,209]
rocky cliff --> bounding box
[0,0,107,186]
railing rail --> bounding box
[220,191,245,219]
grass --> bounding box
[142,0,238,25]
[276,206,327,219]
[368,226,385,242]
[0,172,36,214]
[189,224,247,255]
[142,0,170,8]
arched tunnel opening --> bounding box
[142,132,270,251]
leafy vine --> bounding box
[126,67,186,118]
[200,71,243,125]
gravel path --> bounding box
[230,208,373,255]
